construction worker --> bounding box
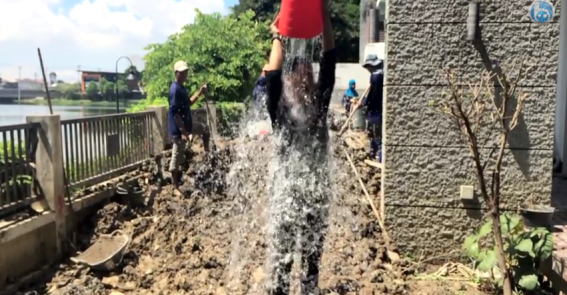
[359,54,384,160]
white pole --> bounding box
[17,66,21,103]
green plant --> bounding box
[0,140,25,160]
[463,213,553,292]
[133,9,268,114]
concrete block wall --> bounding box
[383,0,561,256]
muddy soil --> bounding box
[17,134,482,295]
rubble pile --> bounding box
[17,133,473,295]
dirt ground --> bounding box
[15,133,488,295]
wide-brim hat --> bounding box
[362,54,383,68]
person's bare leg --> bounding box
[169,138,185,197]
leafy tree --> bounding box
[140,9,269,108]
[86,82,99,98]
[99,78,109,94]
[105,81,115,96]
[230,0,360,62]
[124,65,143,81]
[116,80,128,95]
[55,82,80,99]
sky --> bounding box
[0,0,239,82]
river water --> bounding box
[0,104,123,126]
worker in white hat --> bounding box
[168,60,208,197]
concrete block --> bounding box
[382,146,552,209]
[388,0,562,24]
[384,205,485,257]
[0,221,56,290]
[147,106,168,154]
[385,86,555,149]
[26,114,66,257]
[386,23,559,86]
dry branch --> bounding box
[436,59,528,295]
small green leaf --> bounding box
[500,213,520,235]
[515,239,533,253]
[478,220,492,238]
[530,227,548,237]
[477,250,497,272]
[534,233,553,259]
[518,273,539,290]
[467,242,480,258]
[463,235,477,248]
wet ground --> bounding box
[14,134,486,295]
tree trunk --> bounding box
[490,209,513,295]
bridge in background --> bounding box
[0,89,50,102]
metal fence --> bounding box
[61,111,154,190]
[0,122,39,218]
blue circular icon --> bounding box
[529,1,554,23]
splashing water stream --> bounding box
[224,37,356,295]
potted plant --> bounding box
[519,196,555,229]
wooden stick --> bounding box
[343,149,395,252]
[37,48,54,115]
[338,87,370,136]
[364,159,382,169]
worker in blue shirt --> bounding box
[358,54,383,160]
[168,60,208,196]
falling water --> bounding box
[225,37,354,295]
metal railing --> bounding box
[61,111,154,190]
[0,122,39,217]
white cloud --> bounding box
[0,0,226,82]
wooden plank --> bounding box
[364,159,383,169]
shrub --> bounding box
[463,213,553,292]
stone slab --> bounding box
[385,86,556,149]
[388,0,562,24]
[384,205,485,257]
[386,23,560,86]
[383,146,552,209]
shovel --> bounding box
[202,91,219,166]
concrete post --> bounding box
[359,1,369,63]
[369,8,378,43]
[147,106,168,154]
[205,101,219,139]
[26,115,66,257]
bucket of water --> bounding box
[352,107,366,130]
[278,0,323,39]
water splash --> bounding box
[224,37,354,295]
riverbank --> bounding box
[18,99,141,107]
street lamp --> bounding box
[115,56,136,113]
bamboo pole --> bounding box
[344,149,399,261]
[338,86,370,136]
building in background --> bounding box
[359,0,385,63]
[79,70,140,93]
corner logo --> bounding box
[529,1,554,23]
